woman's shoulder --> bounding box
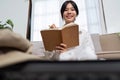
[79,28,92,42]
[79,28,90,35]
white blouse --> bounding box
[58,29,97,60]
[32,29,98,60]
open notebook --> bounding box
[40,23,79,51]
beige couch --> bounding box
[32,33,120,60]
[91,33,120,60]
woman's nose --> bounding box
[67,10,72,14]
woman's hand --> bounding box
[49,24,67,53]
[55,43,67,53]
[49,24,56,29]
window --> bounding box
[31,0,104,41]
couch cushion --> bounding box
[100,33,120,51]
[91,34,102,53]
[97,51,120,59]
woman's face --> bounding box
[63,3,77,24]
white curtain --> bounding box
[31,0,104,41]
[85,0,102,33]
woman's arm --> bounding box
[58,30,98,60]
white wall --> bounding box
[103,0,120,33]
[0,0,120,37]
[0,0,29,38]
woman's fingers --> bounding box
[55,43,67,53]
[56,43,67,50]
[49,24,56,29]
[56,46,65,50]
[59,43,67,48]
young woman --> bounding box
[49,0,97,60]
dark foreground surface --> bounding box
[1,60,120,80]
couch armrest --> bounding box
[97,51,120,59]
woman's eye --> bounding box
[71,8,75,11]
[65,9,68,11]
[65,8,75,11]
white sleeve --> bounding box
[59,30,97,60]
[59,48,77,60]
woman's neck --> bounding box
[65,22,74,25]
